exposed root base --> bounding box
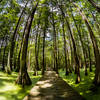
[16,72,32,86]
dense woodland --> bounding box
[0,0,100,99]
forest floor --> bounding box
[0,67,100,100]
[23,71,85,100]
[0,71,41,100]
[59,67,100,100]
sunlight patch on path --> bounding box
[23,71,85,100]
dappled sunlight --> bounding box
[36,79,53,88]
[0,96,6,100]
[23,71,84,100]
[30,86,40,92]
[0,0,100,100]
[60,67,100,100]
[37,79,53,88]
[0,71,41,100]
[37,80,50,85]
[41,82,53,88]
[0,84,19,92]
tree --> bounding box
[2,39,7,71]
[41,4,49,75]
[61,17,69,75]
[16,2,38,86]
[51,8,58,74]
[59,4,81,83]
[10,0,29,71]
[74,3,100,85]
[70,7,88,75]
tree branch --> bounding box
[88,0,100,13]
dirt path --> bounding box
[23,71,85,100]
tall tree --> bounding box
[41,4,49,75]
[51,8,58,74]
[16,2,38,86]
[61,17,69,75]
[10,0,29,71]
[2,39,7,71]
[34,26,39,75]
[70,7,88,75]
[59,4,81,83]
[74,3,100,85]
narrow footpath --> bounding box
[23,71,85,100]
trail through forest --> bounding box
[23,71,85,100]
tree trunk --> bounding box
[67,23,81,83]
[0,38,4,64]
[37,33,40,69]
[59,5,80,83]
[52,8,58,74]
[42,28,46,75]
[74,3,100,85]
[67,48,72,73]
[10,1,29,71]
[69,38,75,71]
[34,31,39,76]
[57,29,60,69]
[16,47,21,72]
[34,23,40,75]
[16,3,38,86]
[6,51,11,74]
[2,44,7,71]
[62,18,69,75]
[28,50,31,71]
[87,41,92,72]
[70,8,88,76]
[0,40,3,56]
[88,0,100,13]
[16,22,27,72]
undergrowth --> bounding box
[0,71,41,100]
[59,67,100,100]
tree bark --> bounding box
[34,22,40,75]
[87,40,92,72]
[52,10,58,74]
[57,29,60,70]
[59,4,80,83]
[10,0,29,71]
[34,29,39,76]
[14,44,18,70]
[0,38,4,58]
[6,51,11,74]
[42,28,46,75]
[74,3,100,85]
[16,20,28,72]
[62,18,69,75]
[70,8,88,76]
[16,3,38,86]
[2,43,7,71]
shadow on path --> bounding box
[23,71,85,100]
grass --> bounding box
[0,68,100,100]
[59,67,100,100]
[0,71,41,100]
